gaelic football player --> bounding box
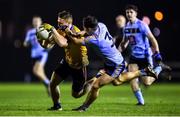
[69,15,156,111]
[24,16,50,96]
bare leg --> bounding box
[141,76,156,86]
[72,77,97,98]
[129,64,144,105]
[33,61,49,85]
[72,74,114,111]
[113,70,141,85]
[33,61,50,96]
[49,72,64,110]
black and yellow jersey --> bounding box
[57,25,89,69]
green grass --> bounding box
[0,82,180,116]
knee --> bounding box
[142,77,155,86]
[112,79,122,86]
[91,83,100,91]
[144,81,152,86]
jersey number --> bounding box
[105,32,114,47]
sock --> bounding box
[134,90,144,104]
[154,66,162,76]
[43,78,50,86]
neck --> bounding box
[130,18,137,24]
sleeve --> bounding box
[24,31,30,43]
[141,22,152,36]
[73,25,81,32]
[83,36,97,45]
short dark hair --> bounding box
[83,15,98,29]
[58,10,72,19]
[125,4,138,12]
[33,15,41,19]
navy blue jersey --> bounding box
[124,19,152,59]
[84,23,124,66]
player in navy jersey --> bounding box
[69,15,156,111]
[118,5,163,105]
[23,16,50,95]
[114,14,146,105]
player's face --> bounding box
[83,27,94,36]
[57,17,72,27]
[116,16,126,28]
[126,9,137,22]
[32,17,42,28]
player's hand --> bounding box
[38,39,55,49]
[43,23,54,31]
[153,51,162,63]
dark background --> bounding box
[0,0,179,82]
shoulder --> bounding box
[26,28,36,36]
[125,22,131,28]
[29,28,36,33]
[98,22,106,28]
[137,19,148,27]
[72,25,81,32]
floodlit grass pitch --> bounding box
[0,82,180,116]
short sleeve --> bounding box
[25,31,30,43]
[84,36,97,45]
[141,22,151,36]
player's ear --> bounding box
[67,18,73,24]
[135,11,138,17]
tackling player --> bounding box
[23,16,50,95]
[69,15,156,111]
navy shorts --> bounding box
[129,56,149,69]
[55,59,87,93]
[32,51,48,66]
[96,61,126,78]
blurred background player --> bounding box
[23,16,50,95]
[114,14,145,105]
[114,15,126,48]
[69,15,156,111]
[119,4,163,105]
[40,11,91,111]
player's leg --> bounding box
[72,73,114,112]
[113,66,156,85]
[129,64,144,105]
[32,52,50,95]
[71,67,96,98]
[72,62,125,111]
[32,52,49,86]
[48,60,69,110]
[49,72,64,110]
